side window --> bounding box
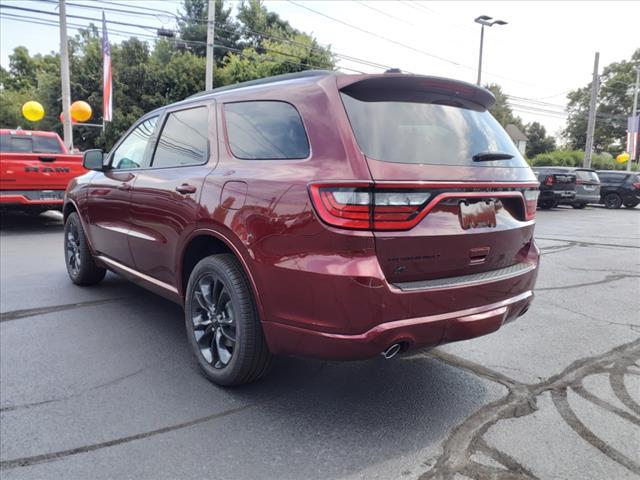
[111,117,158,170]
[224,101,309,160]
[151,107,208,168]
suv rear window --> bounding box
[0,133,63,153]
[224,101,309,160]
[575,170,599,182]
[340,93,527,167]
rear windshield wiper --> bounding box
[472,152,514,162]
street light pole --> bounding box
[59,0,73,151]
[474,15,507,86]
[627,66,639,172]
[205,0,215,91]
[477,24,485,85]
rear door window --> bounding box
[224,101,309,160]
[340,92,528,167]
[152,106,209,168]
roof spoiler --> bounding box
[337,74,496,110]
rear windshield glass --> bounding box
[575,170,599,182]
[0,133,63,153]
[340,93,528,167]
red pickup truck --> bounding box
[0,129,86,214]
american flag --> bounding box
[102,12,112,123]
[628,114,639,161]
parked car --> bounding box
[0,129,85,214]
[532,167,600,209]
[63,71,540,386]
[595,170,640,209]
[532,167,577,209]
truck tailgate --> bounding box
[0,152,85,190]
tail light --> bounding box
[632,182,640,190]
[544,175,554,186]
[309,184,430,231]
[523,189,539,220]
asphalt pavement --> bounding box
[1,206,639,480]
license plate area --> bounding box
[39,190,64,201]
[459,200,497,230]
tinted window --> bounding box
[341,92,528,167]
[575,170,599,182]
[0,134,64,153]
[152,107,208,168]
[598,173,623,184]
[224,101,309,160]
[111,117,157,170]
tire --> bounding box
[539,200,554,210]
[185,254,272,386]
[572,202,587,209]
[64,212,106,285]
[551,198,560,208]
[624,202,638,209]
[604,193,622,209]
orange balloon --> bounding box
[70,101,92,122]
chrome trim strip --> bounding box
[393,262,535,292]
[97,224,155,241]
[97,255,178,294]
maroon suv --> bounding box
[64,71,540,386]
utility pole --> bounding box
[205,0,215,91]
[627,66,639,172]
[583,52,600,168]
[59,0,73,151]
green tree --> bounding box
[564,49,640,152]
[485,83,524,130]
[525,122,556,158]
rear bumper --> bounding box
[263,290,533,360]
[260,242,539,360]
[0,190,65,208]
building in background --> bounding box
[505,124,528,156]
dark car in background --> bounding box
[532,167,576,209]
[532,167,600,209]
[596,170,640,209]
[62,71,540,386]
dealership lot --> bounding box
[1,207,638,479]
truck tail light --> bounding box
[309,184,430,231]
[545,175,554,186]
[523,189,539,220]
[632,182,640,190]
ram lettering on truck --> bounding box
[0,129,86,214]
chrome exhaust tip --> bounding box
[381,343,402,360]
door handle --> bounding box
[118,183,131,191]
[176,184,197,194]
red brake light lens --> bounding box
[544,175,554,186]
[523,189,539,220]
[633,182,640,190]
[309,185,431,231]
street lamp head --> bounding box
[492,20,508,26]
[475,15,492,25]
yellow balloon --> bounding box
[616,152,630,164]
[70,101,92,122]
[22,101,45,122]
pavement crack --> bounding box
[0,298,128,323]
[0,403,256,470]
[535,273,640,291]
[0,366,149,413]
[535,237,640,250]
[419,338,640,479]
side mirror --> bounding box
[83,149,105,171]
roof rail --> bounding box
[188,69,335,99]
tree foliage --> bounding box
[525,121,556,158]
[0,0,334,151]
[564,49,640,153]
[485,83,524,130]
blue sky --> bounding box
[1,1,639,137]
